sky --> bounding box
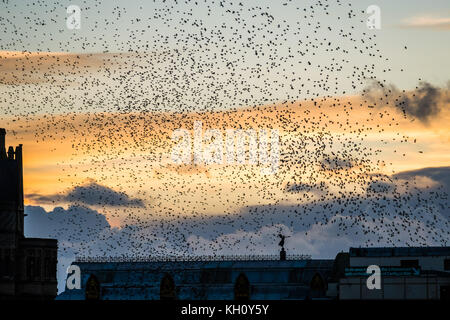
[0,0,449,293]
[1,0,449,91]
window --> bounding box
[44,250,56,280]
[200,269,231,283]
[27,251,35,280]
[34,254,41,280]
[441,286,450,300]
[289,268,304,283]
[2,249,11,277]
[309,273,326,299]
[444,259,450,271]
[400,259,419,268]
[85,275,101,300]
[160,273,176,300]
[44,256,50,279]
[234,273,250,300]
[0,255,3,277]
[310,273,325,291]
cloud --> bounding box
[187,205,450,259]
[285,181,328,193]
[366,180,394,194]
[400,15,450,30]
[27,179,145,207]
[24,204,176,293]
[320,155,356,170]
[363,81,450,124]
[0,51,109,85]
[24,166,450,293]
[393,166,450,185]
[393,166,450,200]
[25,205,111,240]
[0,50,175,86]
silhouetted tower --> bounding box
[0,128,6,159]
[0,129,57,299]
[0,129,24,243]
[0,128,25,242]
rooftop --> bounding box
[350,246,450,257]
[75,254,312,264]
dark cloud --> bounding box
[25,205,110,240]
[393,166,450,188]
[394,167,450,205]
[285,181,328,193]
[363,81,450,124]
[27,180,145,207]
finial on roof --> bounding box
[0,128,6,160]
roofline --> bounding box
[75,254,313,263]
[349,246,450,257]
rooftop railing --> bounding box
[75,254,312,263]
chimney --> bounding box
[7,146,14,160]
[0,128,6,160]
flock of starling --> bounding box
[1,0,448,261]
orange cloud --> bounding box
[400,15,450,30]
[0,50,137,85]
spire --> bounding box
[0,128,6,160]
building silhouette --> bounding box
[336,247,450,300]
[58,246,450,300]
[0,128,57,300]
[58,254,333,300]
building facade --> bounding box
[338,247,450,300]
[58,247,450,300]
[57,256,335,300]
[0,129,58,299]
